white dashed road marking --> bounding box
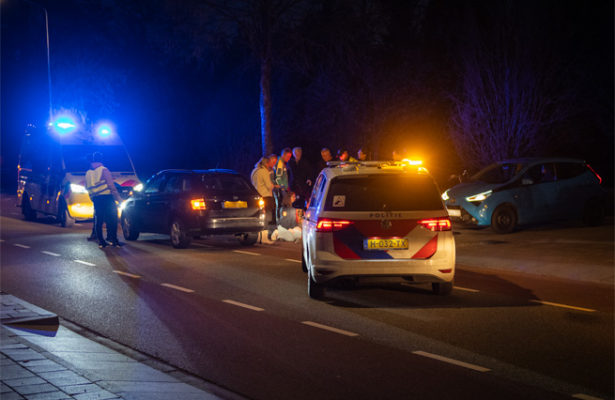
[412,350,491,372]
[113,270,141,279]
[572,393,604,400]
[301,321,359,337]
[223,299,264,312]
[41,251,60,257]
[160,283,195,293]
[13,244,30,249]
[74,260,96,266]
[454,286,480,293]
[285,258,302,263]
[530,300,596,313]
[232,250,260,256]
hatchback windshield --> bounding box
[63,145,134,172]
[471,162,524,184]
[324,174,443,211]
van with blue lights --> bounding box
[442,158,605,233]
[17,115,140,226]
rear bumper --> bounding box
[194,215,265,234]
[311,255,455,285]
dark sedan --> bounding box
[120,169,265,248]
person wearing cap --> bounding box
[85,152,123,248]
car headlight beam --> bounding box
[70,184,88,194]
[465,190,493,202]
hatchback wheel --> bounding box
[432,281,453,295]
[121,214,140,241]
[170,218,191,248]
[491,205,517,234]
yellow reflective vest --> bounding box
[86,166,111,197]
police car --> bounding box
[301,160,455,299]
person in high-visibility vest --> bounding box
[86,152,123,248]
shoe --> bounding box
[111,241,124,247]
[87,235,97,241]
[98,241,109,249]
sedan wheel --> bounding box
[170,219,191,249]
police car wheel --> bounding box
[170,219,191,249]
[301,243,308,273]
[308,272,325,299]
[432,281,453,295]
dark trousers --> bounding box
[92,195,118,243]
[273,188,290,224]
[263,196,276,228]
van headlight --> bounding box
[133,183,143,192]
[70,184,88,194]
[465,190,493,202]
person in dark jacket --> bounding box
[288,147,313,206]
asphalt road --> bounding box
[1,197,613,400]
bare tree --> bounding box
[449,2,573,169]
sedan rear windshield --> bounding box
[193,174,254,193]
[324,174,443,211]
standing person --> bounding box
[86,152,122,248]
[357,147,370,161]
[336,149,357,162]
[273,148,293,222]
[251,156,277,234]
[288,147,313,206]
[317,147,333,172]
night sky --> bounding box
[1,0,613,189]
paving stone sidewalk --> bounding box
[1,294,229,400]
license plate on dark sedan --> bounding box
[363,238,409,250]
[223,201,247,209]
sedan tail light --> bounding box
[191,198,206,210]
[316,218,353,232]
[418,217,451,232]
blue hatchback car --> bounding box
[442,158,605,233]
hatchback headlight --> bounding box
[465,190,492,202]
[70,183,88,193]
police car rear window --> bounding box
[324,174,443,211]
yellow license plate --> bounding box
[223,201,247,209]
[364,238,409,250]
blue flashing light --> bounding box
[95,122,114,138]
[51,116,77,135]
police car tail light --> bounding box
[316,218,353,232]
[258,198,265,209]
[191,198,207,210]
[418,217,451,232]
